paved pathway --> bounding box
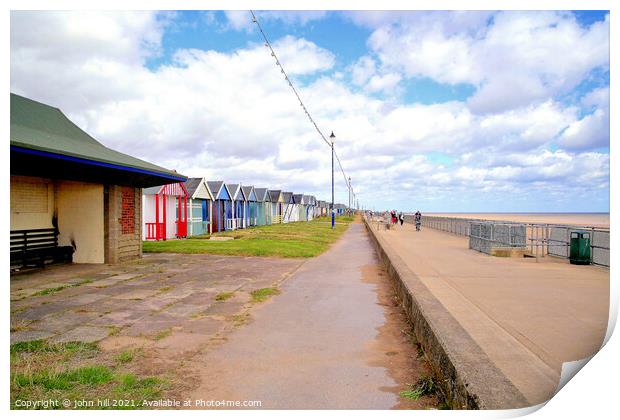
[11,254,302,352]
[375,223,609,405]
[188,222,432,409]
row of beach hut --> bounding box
[10,93,351,264]
[142,178,348,240]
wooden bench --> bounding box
[10,228,74,270]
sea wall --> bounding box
[363,217,529,409]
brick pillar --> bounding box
[104,185,142,263]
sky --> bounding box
[10,10,610,212]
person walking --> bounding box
[399,212,404,226]
[391,210,397,225]
[414,210,422,231]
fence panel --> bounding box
[418,215,609,267]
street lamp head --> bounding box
[329,131,335,143]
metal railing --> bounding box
[409,215,471,236]
[416,215,610,267]
[531,224,609,267]
[145,222,164,240]
[469,222,526,254]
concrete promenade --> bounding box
[373,222,609,406]
[188,222,435,409]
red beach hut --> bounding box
[142,182,188,240]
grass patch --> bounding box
[13,365,114,390]
[143,216,354,258]
[231,313,251,326]
[250,287,280,303]
[11,339,166,409]
[10,340,98,356]
[31,279,93,297]
[115,349,137,364]
[215,292,234,301]
[108,326,122,337]
[115,373,163,399]
[10,324,31,333]
[153,329,172,341]
[399,375,436,400]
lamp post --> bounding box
[330,131,335,230]
[348,176,351,213]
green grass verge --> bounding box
[11,340,166,409]
[142,216,355,258]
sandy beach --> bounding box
[425,213,610,228]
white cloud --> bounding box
[477,100,576,150]
[350,56,376,86]
[559,108,609,150]
[366,73,402,94]
[558,86,609,150]
[581,86,609,109]
[223,11,253,31]
[361,11,610,113]
[10,11,166,111]
[369,26,478,86]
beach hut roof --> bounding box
[254,187,269,202]
[184,177,213,200]
[10,93,185,187]
[241,185,257,201]
[292,194,304,204]
[143,182,188,196]
[268,190,281,202]
[206,181,231,200]
[184,178,202,196]
[281,192,293,203]
[225,183,244,200]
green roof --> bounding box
[10,93,185,180]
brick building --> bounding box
[10,93,186,264]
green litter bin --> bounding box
[569,231,591,265]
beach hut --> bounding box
[206,181,232,233]
[316,200,326,217]
[10,93,185,266]
[254,188,270,225]
[294,194,306,222]
[143,183,189,241]
[305,195,316,221]
[226,183,245,230]
[269,190,283,223]
[282,192,294,223]
[184,177,214,236]
[312,196,319,219]
[241,185,258,227]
